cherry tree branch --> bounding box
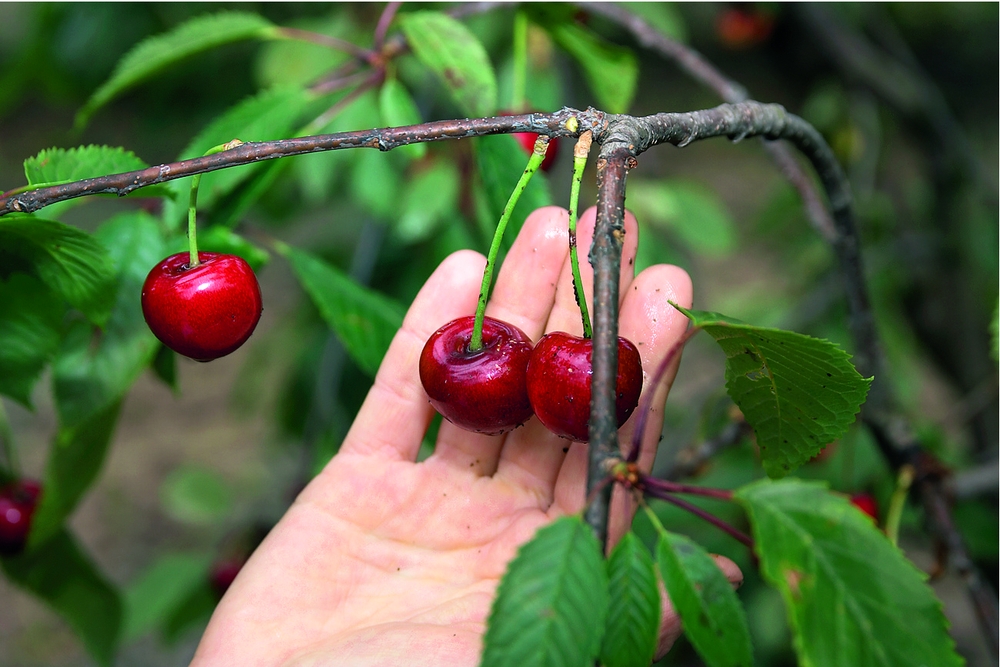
[584,1,837,243]
[0,109,592,215]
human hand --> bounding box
[191,206,742,666]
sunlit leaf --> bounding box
[379,77,427,160]
[394,160,460,244]
[277,243,404,376]
[0,215,116,326]
[400,11,497,117]
[22,145,172,218]
[736,479,964,667]
[52,211,165,427]
[677,306,871,478]
[482,515,609,667]
[601,531,660,667]
[543,20,637,113]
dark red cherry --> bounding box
[419,315,534,435]
[0,479,41,556]
[526,332,643,442]
[850,493,879,521]
[141,252,263,362]
[499,111,559,172]
[209,557,246,598]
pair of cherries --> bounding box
[0,479,41,556]
[419,316,643,441]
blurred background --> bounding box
[0,3,996,665]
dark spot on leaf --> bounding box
[784,569,804,599]
[443,68,465,88]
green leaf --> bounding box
[163,86,315,227]
[161,581,217,644]
[482,515,609,667]
[657,531,753,667]
[277,243,405,377]
[53,211,164,427]
[379,78,427,160]
[2,529,122,666]
[23,145,139,186]
[676,306,872,478]
[165,225,270,271]
[150,343,178,391]
[395,160,460,244]
[123,552,213,641]
[0,215,116,326]
[627,179,737,256]
[349,149,404,221]
[735,479,964,667]
[29,401,122,549]
[400,11,497,117]
[0,273,63,407]
[76,11,279,129]
[159,466,233,526]
[22,145,172,218]
[620,3,688,42]
[475,134,553,250]
[254,14,354,89]
[601,532,660,667]
[544,21,637,114]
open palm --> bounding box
[191,207,739,666]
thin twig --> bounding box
[642,486,754,550]
[584,1,837,243]
[277,27,377,64]
[640,475,734,501]
[373,2,402,51]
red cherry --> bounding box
[8,479,41,504]
[419,315,534,435]
[141,252,263,362]
[499,111,559,172]
[716,8,773,49]
[526,332,643,442]
[209,557,246,597]
[850,493,879,521]
[0,480,41,556]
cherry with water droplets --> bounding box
[526,332,643,442]
[141,252,263,362]
[419,315,534,435]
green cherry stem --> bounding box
[511,11,528,111]
[568,130,593,338]
[187,139,245,268]
[469,136,548,351]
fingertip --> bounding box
[711,553,745,589]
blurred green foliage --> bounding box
[0,3,995,666]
